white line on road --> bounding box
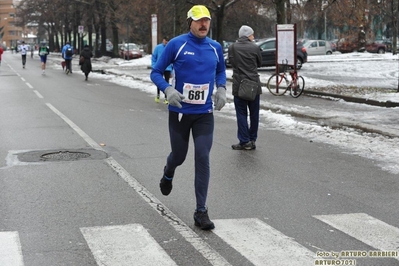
[46,103,103,150]
[213,218,315,265]
[0,231,25,266]
[81,224,177,266]
[45,103,232,266]
[33,90,43,98]
[314,213,399,260]
[25,83,33,89]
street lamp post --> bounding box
[322,1,328,54]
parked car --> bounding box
[256,38,307,69]
[119,43,143,60]
[329,39,338,52]
[337,35,387,54]
[336,36,358,53]
[302,39,333,55]
[383,39,399,53]
[223,40,234,53]
[366,40,386,54]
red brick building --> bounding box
[0,0,23,49]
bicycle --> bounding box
[266,61,305,98]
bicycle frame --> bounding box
[289,70,298,93]
[273,62,290,94]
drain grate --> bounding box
[41,151,91,161]
[17,148,108,163]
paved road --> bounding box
[0,53,398,266]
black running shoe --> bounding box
[194,209,215,230]
[159,176,172,196]
[231,141,255,150]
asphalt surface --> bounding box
[1,52,398,266]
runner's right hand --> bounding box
[165,87,185,108]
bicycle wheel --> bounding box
[290,75,305,98]
[267,74,289,96]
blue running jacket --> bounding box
[151,32,226,114]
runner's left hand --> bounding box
[214,87,226,111]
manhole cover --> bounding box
[41,151,91,161]
[16,148,108,162]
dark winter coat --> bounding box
[228,37,262,96]
[80,47,93,74]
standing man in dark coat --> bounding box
[79,45,93,81]
[228,25,262,150]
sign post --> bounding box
[151,14,157,54]
[78,25,84,54]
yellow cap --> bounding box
[187,5,211,21]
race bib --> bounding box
[182,83,210,104]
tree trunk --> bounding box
[215,4,225,46]
[275,0,286,24]
[109,1,119,56]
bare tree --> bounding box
[186,0,242,45]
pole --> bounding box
[395,0,399,92]
[80,33,82,54]
[322,1,327,54]
[325,10,327,54]
[173,3,176,37]
[151,14,157,54]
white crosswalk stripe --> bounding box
[314,213,399,261]
[0,231,24,266]
[80,224,177,266]
[2,213,399,265]
[213,218,315,265]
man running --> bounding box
[19,41,29,68]
[150,5,226,230]
[39,41,50,75]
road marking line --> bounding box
[81,224,177,266]
[26,83,33,89]
[314,213,399,260]
[213,218,315,265]
[46,103,102,150]
[45,103,231,266]
[0,231,25,266]
[33,90,43,98]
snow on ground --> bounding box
[88,52,399,175]
[92,51,399,101]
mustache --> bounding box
[199,27,207,30]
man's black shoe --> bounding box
[194,209,215,230]
[251,140,256,149]
[160,176,172,196]
[231,141,255,150]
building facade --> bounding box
[0,0,23,49]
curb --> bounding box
[302,90,399,108]
[246,78,399,108]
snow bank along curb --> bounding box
[302,90,399,108]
